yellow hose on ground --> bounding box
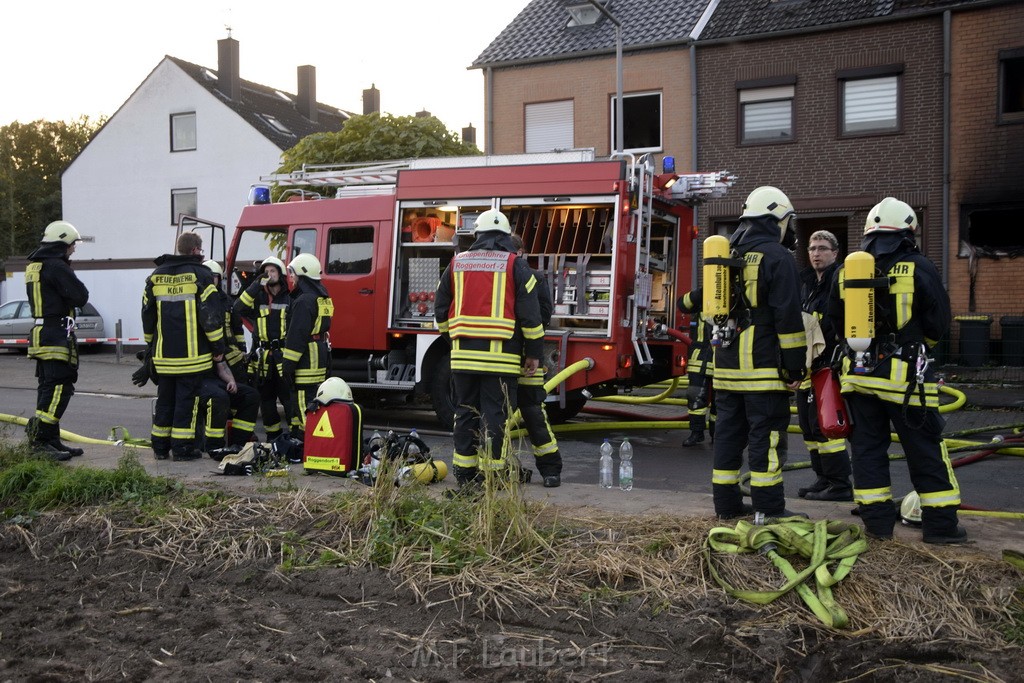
[0,413,149,449]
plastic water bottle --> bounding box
[619,437,633,491]
[599,438,614,488]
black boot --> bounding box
[50,440,84,457]
[682,430,705,447]
[537,452,562,488]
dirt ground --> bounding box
[2,494,1023,683]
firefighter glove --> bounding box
[131,365,150,387]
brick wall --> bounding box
[948,3,1024,343]
[488,48,694,171]
[696,17,945,268]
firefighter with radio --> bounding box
[826,197,965,543]
[510,233,561,488]
[142,231,226,461]
[704,186,807,520]
[24,220,90,460]
[199,260,259,459]
[796,230,853,501]
[435,210,544,488]
[676,289,714,447]
[282,253,333,434]
[233,256,291,440]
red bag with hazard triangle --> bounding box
[303,394,363,476]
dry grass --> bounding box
[7,478,1021,651]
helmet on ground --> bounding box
[740,186,795,242]
[43,220,82,245]
[259,256,286,275]
[314,377,352,404]
[203,260,224,276]
[474,209,511,234]
[900,491,922,526]
[288,253,322,280]
[865,197,918,235]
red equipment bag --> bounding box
[812,367,851,439]
[303,400,363,475]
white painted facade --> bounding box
[57,57,288,344]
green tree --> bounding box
[277,112,479,173]
[0,117,103,260]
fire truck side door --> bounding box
[322,224,378,351]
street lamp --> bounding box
[587,0,623,154]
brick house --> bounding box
[694,0,1021,363]
[471,0,716,173]
[948,1,1024,361]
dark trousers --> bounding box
[452,373,517,480]
[33,359,78,442]
[847,394,960,537]
[517,382,561,478]
[713,390,790,517]
[796,388,851,489]
[152,374,203,454]
[257,363,294,439]
[200,377,260,449]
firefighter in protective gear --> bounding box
[142,232,227,461]
[234,256,291,439]
[282,253,332,433]
[826,197,965,544]
[200,260,259,460]
[511,234,561,487]
[796,231,852,501]
[711,186,807,520]
[677,289,715,447]
[435,210,544,487]
[24,220,90,460]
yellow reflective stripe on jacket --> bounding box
[888,261,915,330]
[521,323,544,340]
[840,357,940,407]
[778,330,806,350]
[714,364,788,392]
[743,252,763,306]
[282,348,302,363]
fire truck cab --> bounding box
[225,150,734,427]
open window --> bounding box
[610,92,663,153]
[959,203,1024,257]
[999,48,1024,124]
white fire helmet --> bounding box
[740,186,795,240]
[315,377,353,404]
[474,209,512,234]
[43,220,82,245]
[900,491,923,526]
[865,197,918,235]
[259,256,287,276]
[203,260,224,277]
[288,253,322,280]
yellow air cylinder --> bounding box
[844,250,875,373]
[702,235,731,319]
[396,460,449,485]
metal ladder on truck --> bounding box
[613,153,657,366]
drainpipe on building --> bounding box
[485,66,493,155]
[690,42,700,290]
[942,10,951,289]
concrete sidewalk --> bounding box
[2,349,1023,561]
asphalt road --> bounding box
[1,349,1022,514]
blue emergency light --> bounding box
[248,185,271,205]
[663,156,675,174]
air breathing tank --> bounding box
[702,235,733,346]
[844,251,876,374]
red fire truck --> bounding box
[224,150,734,427]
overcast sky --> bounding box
[1,0,527,137]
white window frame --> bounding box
[170,112,196,152]
[525,100,574,153]
[840,75,900,135]
[739,85,794,144]
[610,91,663,154]
[171,188,197,226]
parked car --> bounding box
[0,300,106,350]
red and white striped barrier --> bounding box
[0,337,143,345]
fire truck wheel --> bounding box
[429,362,457,431]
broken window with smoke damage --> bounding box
[959,203,1024,258]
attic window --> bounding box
[274,90,292,102]
[260,114,293,136]
[566,1,604,27]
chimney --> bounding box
[362,84,380,115]
[217,37,240,101]
[297,65,317,122]
[415,109,431,118]
[462,123,477,145]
